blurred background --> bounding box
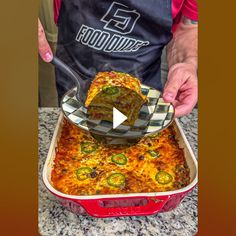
[38,0,168,107]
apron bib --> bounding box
[55,0,173,101]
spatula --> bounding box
[50,56,91,104]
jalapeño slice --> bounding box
[111,154,127,165]
[107,173,126,187]
[76,167,93,180]
[147,150,161,158]
[155,171,173,185]
[81,142,98,154]
[102,85,119,95]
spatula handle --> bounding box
[51,57,81,89]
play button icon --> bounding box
[84,79,151,141]
[113,107,127,129]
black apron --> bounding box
[55,0,173,101]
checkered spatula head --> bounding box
[61,84,175,140]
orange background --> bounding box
[197,0,236,234]
[0,0,39,235]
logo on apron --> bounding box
[75,1,149,53]
[101,1,140,35]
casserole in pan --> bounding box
[43,113,197,218]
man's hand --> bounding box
[165,14,198,117]
[163,62,198,117]
[38,18,53,62]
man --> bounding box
[38,0,198,117]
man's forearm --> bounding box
[166,16,198,68]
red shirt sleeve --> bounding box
[172,0,198,31]
[181,0,198,21]
[172,0,198,22]
[53,0,62,25]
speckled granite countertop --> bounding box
[39,108,198,236]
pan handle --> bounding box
[74,196,170,218]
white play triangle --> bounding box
[113,107,127,129]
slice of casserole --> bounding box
[85,71,147,126]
